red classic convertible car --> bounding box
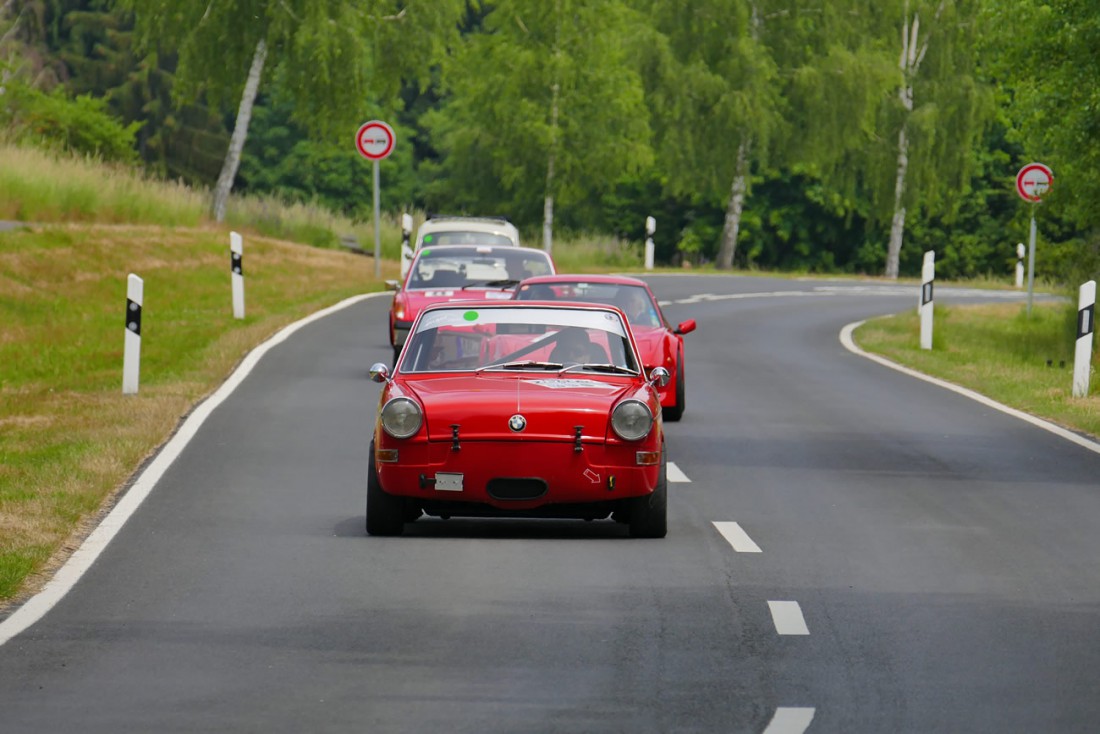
[367,302,670,538]
[513,275,696,420]
[386,244,556,364]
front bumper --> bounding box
[376,439,659,512]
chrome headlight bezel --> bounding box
[380,397,423,439]
[611,399,653,441]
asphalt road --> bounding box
[1,274,1098,733]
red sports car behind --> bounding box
[513,275,696,420]
[386,244,556,364]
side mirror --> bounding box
[674,319,697,336]
[648,366,670,388]
[369,363,391,383]
[668,319,695,336]
[385,280,401,292]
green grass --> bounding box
[853,302,1100,438]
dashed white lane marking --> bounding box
[768,600,810,635]
[712,521,762,553]
[666,461,691,482]
[840,320,1100,456]
[0,293,390,647]
[763,707,816,733]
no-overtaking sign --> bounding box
[356,120,395,161]
[1016,162,1053,202]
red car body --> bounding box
[513,275,696,420]
[368,302,669,538]
[386,244,556,364]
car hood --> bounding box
[403,374,638,442]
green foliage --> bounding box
[0,72,141,162]
[422,0,653,228]
[982,0,1100,232]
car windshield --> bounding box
[420,231,513,247]
[408,247,554,290]
[514,281,662,327]
[400,305,641,374]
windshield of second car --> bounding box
[407,247,553,290]
[514,282,662,327]
[400,306,640,374]
[420,231,513,247]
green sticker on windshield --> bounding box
[463,310,479,322]
[424,235,433,243]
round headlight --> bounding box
[380,397,423,439]
[611,399,653,441]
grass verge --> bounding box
[0,223,397,607]
[853,301,1100,439]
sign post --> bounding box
[355,120,396,278]
[1073,280,1096,398]
[920,250,935,350]
[644,216,656,270]
[1016,162,1053,316]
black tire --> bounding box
[630,446,667,538]
[366,442,405,536]
[662,355,685,422]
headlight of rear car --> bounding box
[380,397,423,439]
[611,399,653,441]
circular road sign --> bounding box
[1016,162,1053,202]
[355,120,395,161]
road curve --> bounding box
[1,274,1097,733]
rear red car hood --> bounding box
[404,374,635,442]
[403,288,514,314]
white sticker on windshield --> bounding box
[530,379,616,389]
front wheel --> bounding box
[629,446,667,538]
[366,442,405,536]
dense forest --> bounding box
[1,0,1097,283]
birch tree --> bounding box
[637,0,897,269]
[423,0,652,249]
[117,0,464,222]
[870,0,990,277]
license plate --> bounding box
[435,472,463,492]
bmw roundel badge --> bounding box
[508,414,527,432]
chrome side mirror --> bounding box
[369,363,391,383]
[648,366,670,388]
[385,279,401,291]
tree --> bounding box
[422,0,653,249]
[982,0,1100,235]
[116,0,465,221]
[637,0,899,270]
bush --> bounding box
[1,76,141,163]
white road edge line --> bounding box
[768,600,810,635]
[666,461,691,483]
[712,521,762,553]
[840,319,1100,456]
[763,707,816,733]
[0,292,389,647]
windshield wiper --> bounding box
[558,363,636,375]
[462,279,520,290]
[476,360,564,373]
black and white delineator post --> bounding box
[1015,243,1025,288]
[1072,279,1096,398]
[644,216,656,270]
[400,213,414,278]
[230,231,245,319]
[122,274,143,394]
[920,250,935,350]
